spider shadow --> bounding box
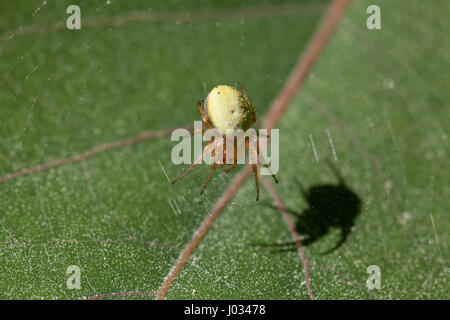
[255,162,362,255]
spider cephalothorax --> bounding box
[172,84,277,201]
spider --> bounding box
[172,83,278,201]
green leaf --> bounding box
[1,0,448,300]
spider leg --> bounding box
[200,163,217,195]
[222,137,238,173]
[198,100,213,129]
[172,142,214,184]
[244,135,261,201]
[223,163,237,173]
[257,129,271,139]
[262,163,278,183]
[252,164,260,202]
[258,152,278,184]
[180,101,212,139]
[237,82,256,125]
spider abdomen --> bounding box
[205,85,253,135]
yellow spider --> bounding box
[172,83,278,201]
